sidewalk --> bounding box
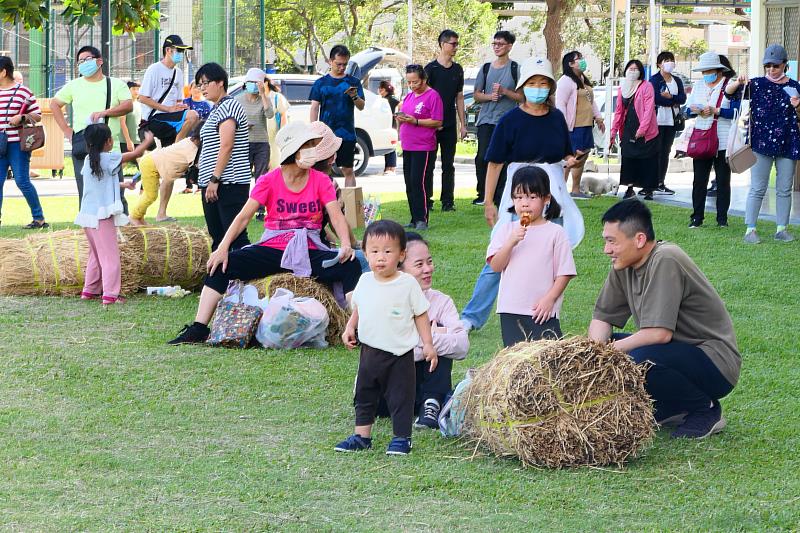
[5,159,800,225]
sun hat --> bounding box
[763,44,788,65]
[245,68,266,82]
[516,57,555,90]
[276,122,323,162]
[692,52,727,72]
[309,121,343,162]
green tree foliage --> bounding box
[0,0,159,33]
[390,0,497,64]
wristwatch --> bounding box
[210,175,221,184]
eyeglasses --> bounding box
[77,56,98,64]
[764,63,783,69]
[197,80,211,88]
[491,42,509,48]
[445,41,459,47]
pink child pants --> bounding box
[82,217,121,298]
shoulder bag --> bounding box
[0,84,21,157]
[686,82,726,160]
[72,76,111,160]
[727,94,756,173]
[206,281,264,348]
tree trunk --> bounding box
[543,0,571,67]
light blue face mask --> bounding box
[245,82,259,94]
[78,58,99,77]
[523,86,549,104]
[172,51,184,64]
[703,72,718,84]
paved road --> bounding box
[6,156,799,224]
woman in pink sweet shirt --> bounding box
[168,121,361,345]
[397,64,443,231]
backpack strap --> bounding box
[511,61,519,85]
[104,76,111,125]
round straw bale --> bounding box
[118,225,212,290]
[464,337,654,468]
[255,273,349,346]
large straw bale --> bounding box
[464,337,654,468]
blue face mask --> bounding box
[523,87,549,104]
[245,82,259,94]
[78,58,99,77]
[703,72,718,84]
[172,51,184,64]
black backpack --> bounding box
[481,60,519,89]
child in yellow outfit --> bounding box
[130,131,201,226]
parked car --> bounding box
[229,50,405,177]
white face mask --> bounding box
[295,148,317,169]
[662,61,675,73]
[625,70,640,81]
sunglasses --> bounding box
[764,63,784,69]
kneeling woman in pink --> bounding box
[397,64,443,230]
[169,121,361,345]
[400,232,469,429]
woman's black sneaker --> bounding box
[168,323,210,345]
[622,187,635,199]
[671,401,726,439]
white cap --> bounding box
[276,122,323,163]
[245,68,266,82]
[516,57,555,90]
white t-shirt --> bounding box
[352,272,430,356]
[139,61,184,119]
[656,78,678,126]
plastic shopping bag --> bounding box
[256,288,330,349]
[438,369,476,437]
[363,195,382,226]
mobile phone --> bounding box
[130,171,141,185]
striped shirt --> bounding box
[0,84,41,143]
[198,96,251,186]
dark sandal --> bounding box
[24,220,49,229]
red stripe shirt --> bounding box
[0,85,41,143]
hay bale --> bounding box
[0,230,141,296]
[118,225,212,290]
[464,337,654,468]
[253,273,348,346]
[0,225,211,296]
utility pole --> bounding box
[101,0,111,74]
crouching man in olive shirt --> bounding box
[589,200,741,439]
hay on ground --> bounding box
[464,337,654,468]
[252,273,348,346]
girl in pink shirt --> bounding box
[487,166,577,346]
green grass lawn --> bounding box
[1,191,799,530]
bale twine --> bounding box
[118,225,212,289]
[464,337,654,468]
[252,273,348,346]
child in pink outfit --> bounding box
[74,123,151,306]
[487,166,577,346]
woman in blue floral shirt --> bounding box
[726,44,800,243]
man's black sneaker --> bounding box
[655,185,675,195]
[168,323,210,345]
[671,401,726,439]
[622,187,635,199]
[442,204,456,212]
[471,198,484,206]
[688,219,702,229]
[414,398,440,430]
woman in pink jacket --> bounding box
[401,231,469,430]
[556,51,605,198]
[610,59,660,200]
